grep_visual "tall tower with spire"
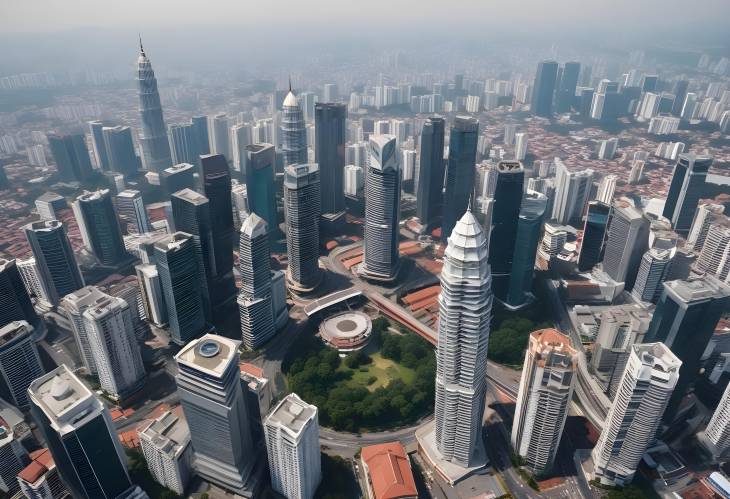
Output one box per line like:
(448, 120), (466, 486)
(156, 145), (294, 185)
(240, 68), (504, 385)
(281, 81), (308, 167)
(136, 38), (172, 173)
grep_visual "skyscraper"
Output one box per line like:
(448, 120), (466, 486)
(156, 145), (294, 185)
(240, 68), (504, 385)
(488, 161), (525, 298)
(0, 321), (44, 409)
(115, 189), (152, 234)
(175, 334), (256, 496)
(207, 113), (230, 160)
(696, 221), (730, 280)
(577, 201), (611, 272)
(59, 286), (107, 375)
(362, 135), (401, 281)
(551, 158), (593, 226)
(89, 120), (110, 170)
(231, 123), (253, 175)
(73, 189), (127, 266)
(315, 102), (347, 223)
(671, 80), (689, 116)
(631, 221), (677, 303)
(416, 117), (446, 228)
(687, 203), (725, 252)
(512, 329), (576, 475)
(556, 62), (580, 113)
(531, 61), (559, 117)
(591, 343), (680, 487)
(47, 133), (94, 182)
(168, 122), (203, 169)
(662, 153), (712, 234)
(699, 381), (730, 460)
(506, 191), (548, 308)
(265, 393), (321, 499)
(601, 198), (650, 289)
(595, 174), (618, 204)
(24, 220), (84, 306)
(644, 276), (730, 421)
(281, 85), (308, 167)
(442, 116), (478, 241)
(422, 208), (491, 475)
(160, 163), (195, 196)
(135, 264), (167, 327)
(28, 365), (147, 499)
(0, 259), (39, 329)
(138, 410), (193, 495)
(136, 40), (172, 173)
(238, 213), (276, 349)
(102, 125), (139, 177)
(284, 164), (322, 292)
(244, 144), (278, 237)
(191, 116), (210, 155)
(153, 232), (208, 345)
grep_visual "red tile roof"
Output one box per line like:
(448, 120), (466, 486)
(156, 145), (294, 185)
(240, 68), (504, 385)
(17, 448), (54, 484)
(362, 442), (418, 499)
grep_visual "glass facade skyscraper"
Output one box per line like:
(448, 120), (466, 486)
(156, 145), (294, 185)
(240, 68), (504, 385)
(506, 191), (547, 308)
(47, 133), (94, 182)
(442, 116), (478, 241)
(577, 201), (611, 272)
(315, 102), (347, 220)
(416, 117), (446, 229)
(281, 86), (307, 168)
(531, 61), (559, 117)
(136, 41), (172, 172)
(662, 153), (712, 234)
(73, 189), (127, 266)
(244, 144), (279, 238)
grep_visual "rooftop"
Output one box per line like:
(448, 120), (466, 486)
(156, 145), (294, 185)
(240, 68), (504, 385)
(17, 448), (54, 484)
(138, 410), (189, 455)
(28, 365), (94, 423)
(361, 442), (418, 499)
(0, 320), (33, 348)
(172, 188), (208, 205)
(175, 334), (240, 378)
(266, 393), (317, 437)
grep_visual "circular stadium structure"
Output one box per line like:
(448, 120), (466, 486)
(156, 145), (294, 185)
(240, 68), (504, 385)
(319, 311), (373, 352)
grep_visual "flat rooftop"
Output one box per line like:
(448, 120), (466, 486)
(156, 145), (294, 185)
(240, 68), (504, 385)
(172, 188), (208, 205)
(29, 365), (93, 422)
(175, 334), (239, 378)
(266, 393), (316, 437)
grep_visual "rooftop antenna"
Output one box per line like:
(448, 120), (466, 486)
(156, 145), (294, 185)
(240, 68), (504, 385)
(139, 33), (145, 55)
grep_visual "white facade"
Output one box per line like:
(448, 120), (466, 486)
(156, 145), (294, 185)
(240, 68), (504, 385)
(208, 113), (230, 160)
(138, 410), (193, 495)
(515, 132), (528, 161)
(344, 164), (364, 197)
(230, 123), (252, 174)
(697, 222), (730, 281)
(687, 203), (725, 252)
(551, 158), (593, 225)
(595, 174), (617, 204)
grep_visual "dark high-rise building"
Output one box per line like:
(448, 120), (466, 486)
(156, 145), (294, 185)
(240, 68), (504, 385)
(284, 164), (322, 292)
(315, 103), (347, 222)
(47, 133), (94, 182)
(24, 220), (84, 306)
(416, 117), (446, 228)
(244, 144), (278, 237)
(0, 158), (8, 189)
(442, 116), (478, 241)
(73, 189), (127, 266)
(489, 161), (525, 298)
(161, 163), (195, 196)
(579, 88), (595, 118)
(191, 116), (211, 155)
(556, 62), (580, 113)
(644, 276), (730, 421)
(506, 191), (548, 308)
(578, 201), (611, 271)
(153, 232), (208, 345)
(601, 199), (649, 290)
(0, 259), (39, 328)
(531, 61), (559, 117)
(671, 80), (689, 116)
(88, 120), (110, 170)
(102, 126), (139, 177)
(641, 75), (659, 93)
(662, 153), (712, 235)
(136, 40), (172, 173)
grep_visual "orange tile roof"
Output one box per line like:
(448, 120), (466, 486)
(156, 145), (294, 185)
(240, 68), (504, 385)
(240, 362), (265, 379)
(362, 442), (418, 499)
(18, 448), (55, 484)
(119, 430), (140, 448)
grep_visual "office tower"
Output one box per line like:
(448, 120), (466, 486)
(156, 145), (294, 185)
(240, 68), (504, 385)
(191, 116), (210, 155)
(244, 144), (278, 236)
(671, 80), (689, 116)
(299, 92), (317, 122)
(89, 120), (110, 170)
(416, 117), (446, 228)
(506, 191), (548, 307)
(514, 132), (528, 161)
(0, 416), (28, 495)
(16, 447), (69, 499)
(102, 125), (138, 177)
(688, 203), (724, 251)
(135, 264), (167, 327)
(59, 286), (106, 374)
(601, 199), (650, 289)
(442, 116), (479, 240)
(595, 174), (617, 204)
(199, 154), (237, 301)
(697, 222), (730, 280)
(315, 102), (347, 222)
(35, 192), (66, 221)
(430, 208), (491, 469)
(29, 365), (146, 499)
(138, 410), (193, 495)
(591, 343), (680, 487)
(0, 321), (43, 409)
(282, 85), (307, 168)
(73, 189), (127, 266)
(24, 220), (84, 306)
(136, 41), (172, 173)
(700, 381), (730, 460)
(47, 133), (93, 182)
(231, 123), (252, 174)
(168, 123), (202, 168)
(578, 201), (611, 272)
(238, 214), (276, 349)
(531, 61), (559, 117)
(208, 113), (230, 160)
(512, 329), (576, 475)
(154, 233), (208, 345)
(0, 259), (39, 328)
(401, 148), (416, 193)
(631, 221), (677, 303)
(628, 159), (645, 185)
(284, 164), (322, 291)
(323, 83), (338, 102)
(161, 163), (195, 195)
(556, 62), (580, 113)
(503, 124), (518, 146)
(362, 135), (401, 281)
(662, 153), (712, 234)
(650, 278), (730, 419)
(344, 164), (364, 197)
(551, 158), (593, 226)
(175, 334), (256, 496)
(265, 393), (321, 499)
(488, 161), (525, 291)
(115, 189), (151, 234)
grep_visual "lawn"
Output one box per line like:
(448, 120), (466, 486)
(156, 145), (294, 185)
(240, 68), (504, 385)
(338, 352), (417, 391)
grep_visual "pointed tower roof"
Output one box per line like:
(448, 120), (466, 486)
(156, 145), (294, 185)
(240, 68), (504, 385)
(241, 212), (268, 238)
(137, 35), (149, 63)
(443, 208), (489, 266)
(283, 90), (298, 108)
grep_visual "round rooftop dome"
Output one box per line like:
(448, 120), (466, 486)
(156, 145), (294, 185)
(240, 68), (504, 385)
(198, 340), (221, 358)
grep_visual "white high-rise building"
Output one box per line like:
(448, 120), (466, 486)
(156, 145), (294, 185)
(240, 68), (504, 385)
(174, 334), (256, 496)
(16, 257), (49, 305)
(115, 189), (152, 234)
(230, 123), (252, 174)
(512, 329), (577, 475)
(59, 285), (108, 374)
(700, 381), (730, 460)
(344, 164), (364, 197)
(515, 132), (528, 161)
(628, 159), (645, 185)
(208, 113), (230, 160)
(687, 204), (725, 252)
(264, 393), (321, 499)
(138, 410), (193, 495)
(601, 198), (650, 288)
(596, 138), (618, 160)
(0, 321), (44, 409)
(135, 264), (167, 327)
(595, 174), (617, 204)
(551, 158), (593, 226)
(0, 411), (29, 494)
(591, 343), (681, 486)
(631, 221), (677, 303)
(696, 221), (730, 281)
